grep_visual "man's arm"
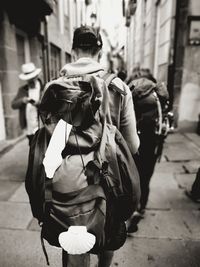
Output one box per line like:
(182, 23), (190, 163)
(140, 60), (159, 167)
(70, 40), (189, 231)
(120, 88), (140, 155)
(113, 78), (140, 155)
(11, 86), (29, 109)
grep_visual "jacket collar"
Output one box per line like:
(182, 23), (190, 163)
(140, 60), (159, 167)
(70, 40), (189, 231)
(60, 57), (104, 77)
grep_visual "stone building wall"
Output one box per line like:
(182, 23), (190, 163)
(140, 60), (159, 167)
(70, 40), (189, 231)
(0, 13), (21, 139)
(177, 0), (200, 131)
(0, 1), (81, 140)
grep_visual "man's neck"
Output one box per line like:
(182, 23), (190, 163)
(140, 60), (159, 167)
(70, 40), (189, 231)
(73, 50), (100, 62)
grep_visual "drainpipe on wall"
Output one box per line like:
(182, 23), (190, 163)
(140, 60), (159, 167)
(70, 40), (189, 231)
(167, 0), (180, 111)
(43, 16), (51, 83)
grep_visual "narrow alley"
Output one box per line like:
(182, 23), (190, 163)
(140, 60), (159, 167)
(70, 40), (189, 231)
(0, 0), (200, 266)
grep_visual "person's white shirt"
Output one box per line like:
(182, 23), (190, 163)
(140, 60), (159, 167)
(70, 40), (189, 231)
(26, 80), (40, 135)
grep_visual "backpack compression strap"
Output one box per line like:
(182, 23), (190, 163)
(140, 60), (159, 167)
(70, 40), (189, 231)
(101, 73), (127, 96)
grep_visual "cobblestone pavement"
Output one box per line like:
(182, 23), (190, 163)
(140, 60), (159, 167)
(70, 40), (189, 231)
(0, 132), (200, 267)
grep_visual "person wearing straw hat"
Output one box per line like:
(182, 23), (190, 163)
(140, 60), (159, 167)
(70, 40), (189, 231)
(12, 62), (43, 145)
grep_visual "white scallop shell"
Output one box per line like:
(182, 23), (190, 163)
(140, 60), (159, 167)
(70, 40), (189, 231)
(58, 226), (96, 254)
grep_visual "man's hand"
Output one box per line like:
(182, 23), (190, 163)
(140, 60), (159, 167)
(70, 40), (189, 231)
(22, 96), (31, 104)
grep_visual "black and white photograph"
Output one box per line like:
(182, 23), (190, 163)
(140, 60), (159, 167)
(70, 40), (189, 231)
(0, 0), (200, 266)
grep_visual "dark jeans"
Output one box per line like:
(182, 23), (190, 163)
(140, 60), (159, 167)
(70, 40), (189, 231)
(62, 250), (114, 267)
(62, 252), (90, 267)
(134, 132), (158, 210)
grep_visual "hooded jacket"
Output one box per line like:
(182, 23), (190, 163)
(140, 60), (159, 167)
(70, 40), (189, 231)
(40, 58), (139, 156)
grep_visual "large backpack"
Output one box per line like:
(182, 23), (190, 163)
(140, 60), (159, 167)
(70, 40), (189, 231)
(128, 77), (169, 161)
(128, 77), (168, 134)
(25, 74), (140, 264)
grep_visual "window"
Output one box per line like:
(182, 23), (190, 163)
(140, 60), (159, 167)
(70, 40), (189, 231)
(16, 34), (25, 73)
(188, 17), (200, 45)
(16, 31), (31, 72)
(50, 44), (61, 79)
(16, 33), (31, 86)
(64, 0), (69, 16)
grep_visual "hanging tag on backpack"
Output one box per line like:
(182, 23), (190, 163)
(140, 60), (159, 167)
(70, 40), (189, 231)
(43, 119), (72, 178)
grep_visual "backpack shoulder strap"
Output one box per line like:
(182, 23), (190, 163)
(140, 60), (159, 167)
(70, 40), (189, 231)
(101, 73), (127, 96)
(101, 73), (116, 86)
(153, 91), (163, 135)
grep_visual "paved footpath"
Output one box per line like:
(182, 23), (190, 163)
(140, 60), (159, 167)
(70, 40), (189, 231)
(0, 132), (200, 267)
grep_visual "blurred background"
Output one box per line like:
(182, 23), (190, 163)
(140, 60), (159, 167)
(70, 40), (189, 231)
(0, 1), (200, 267)
(0, 0), (200, 142)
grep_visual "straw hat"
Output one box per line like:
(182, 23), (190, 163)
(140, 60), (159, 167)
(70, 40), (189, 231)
(19, 62), (41, 81)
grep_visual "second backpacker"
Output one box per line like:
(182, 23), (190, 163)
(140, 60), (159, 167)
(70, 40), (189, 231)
(128, 76), (169, 161)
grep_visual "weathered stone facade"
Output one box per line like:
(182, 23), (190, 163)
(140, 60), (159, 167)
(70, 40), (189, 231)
(125, 0), (200, 132)
(0, 13), (21, 139)
(0, 1), (88, 140)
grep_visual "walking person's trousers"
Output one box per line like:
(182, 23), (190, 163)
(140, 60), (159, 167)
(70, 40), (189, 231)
(62, 250), (114, 267)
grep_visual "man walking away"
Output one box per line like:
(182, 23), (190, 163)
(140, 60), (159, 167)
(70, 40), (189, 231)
(126, 68), (169, 233)
(39, 26), (140, 267)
